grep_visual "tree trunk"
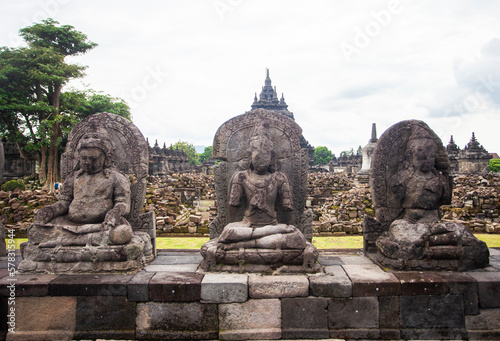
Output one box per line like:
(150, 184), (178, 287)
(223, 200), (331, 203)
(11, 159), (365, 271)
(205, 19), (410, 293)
(43, 83), (63, 190)
(39, 146), (47, 183)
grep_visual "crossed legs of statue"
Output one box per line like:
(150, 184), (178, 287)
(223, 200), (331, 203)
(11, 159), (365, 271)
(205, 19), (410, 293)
(218, 223), (306, 250)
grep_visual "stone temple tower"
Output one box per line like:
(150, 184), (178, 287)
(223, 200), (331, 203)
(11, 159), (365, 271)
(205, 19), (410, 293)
(357, 123), (378, 183)
(251, 69), (294, 120)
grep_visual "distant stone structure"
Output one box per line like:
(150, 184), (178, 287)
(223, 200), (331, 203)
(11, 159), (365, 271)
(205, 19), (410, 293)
(458, 133), (492, 173)
(363, 120), (489, 271)
(201, 109), (318, 272)
(446, 133), (492, 174)
(251, 69), (315, 166)
(1, 139), (36, 182)
(147, 140), (191, 175)
(357, 123), (378, 183)
(19, 112), (155, 273)
(329, 153), (362, 173)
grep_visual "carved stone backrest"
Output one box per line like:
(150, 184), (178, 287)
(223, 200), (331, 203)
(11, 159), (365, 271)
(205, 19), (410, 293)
(60, 112), (152, 233)
(209, 109), (311, 241)
(370, 120), (451, 231)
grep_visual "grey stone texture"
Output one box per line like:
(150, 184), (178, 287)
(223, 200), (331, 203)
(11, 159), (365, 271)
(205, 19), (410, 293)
(342, 264), (401, 296)
(127, 270), (155, 302)
(467, 271), (500, 308)
(248, 274), (309, 298)
(219, 299), (281, 340)
(136, 301), (218, 340)
(149, 271), (203, 301)
(400, 295), (465, 329)
(328, 297), (379, 329)
(365, 119), (489, 271)
(6, 296), (76, 341)
(19, 112), (155, 273)
(75, 295), (135, 340)
(201, 109), (318, 270)
(49, 274), (132, 296)
(281, 297), (329, 339)
(201, 273), (248, 303)
(309, 266), (352, 297)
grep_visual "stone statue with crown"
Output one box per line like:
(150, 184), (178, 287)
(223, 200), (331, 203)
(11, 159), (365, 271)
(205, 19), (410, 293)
(363, 120), (489, 271)
(201, 108), (319, 272)
(19, 112), (155, 273)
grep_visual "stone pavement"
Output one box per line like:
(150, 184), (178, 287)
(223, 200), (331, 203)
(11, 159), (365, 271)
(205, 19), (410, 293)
(1, 248), (500, 340)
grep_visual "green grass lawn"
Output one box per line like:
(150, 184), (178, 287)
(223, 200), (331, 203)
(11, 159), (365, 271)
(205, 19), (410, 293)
(8, 233), (500, 250)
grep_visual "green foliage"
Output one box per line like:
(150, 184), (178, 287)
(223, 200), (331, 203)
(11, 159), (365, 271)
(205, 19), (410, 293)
(490, 159), (500, 173)
(198, 146), (213, 163)
(172, 141), (200, 165)
(61, 90), (131, 121)
(340, 148), (355, 157)
(1, 180), (26, 192)
(314, 146), (333, 166)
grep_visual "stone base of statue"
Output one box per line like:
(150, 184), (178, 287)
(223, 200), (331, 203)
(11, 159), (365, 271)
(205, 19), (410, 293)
(200, 239), (320, 273)
(370, 219), (489, 271)
(18, 216), (154, 273)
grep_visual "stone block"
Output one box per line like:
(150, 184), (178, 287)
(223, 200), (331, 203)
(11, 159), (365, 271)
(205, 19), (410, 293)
(437, 271), (479, 315)
(281, 297), (329, 339)
(127, 271), (155, 302)
(75, 296), (135, 340)
(6, 296), (76, 341)
(136, 302), (218, 340)
(248, 274), (308, 298)
(150, 272), (203, 301)
(342, 264), (401, 296)
(144, 264), (199, 272)
(400, 295), (465, 329)
(49, 274), (132, 296)
(394, 272), (450, 295)
(328, 297), (379, 329)
(467, 271), (500, 308)
(219, 299), (281, 340)
(329, 329), (380, 340)
(466, 308), (500, 330)
(0, 274), (58, 297)
(148, 253), (203, 265)
(309, 266), (352, 297)
(400, 328), (467, 340)
(201, 273), (248, 303)
(317, 255), (343, 266)
(338, 255), (374, 265)
(379, 296), (400, 329)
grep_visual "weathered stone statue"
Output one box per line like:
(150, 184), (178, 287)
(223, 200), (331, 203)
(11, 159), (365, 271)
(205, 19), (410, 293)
(201, 109), (318, 272)
(19, 113), (155, 273)
(363, 120), (489, 271)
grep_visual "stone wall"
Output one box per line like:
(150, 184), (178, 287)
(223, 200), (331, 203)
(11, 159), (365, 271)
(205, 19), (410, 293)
(2, 249), (500, 340)
(2, 173), (500, 238)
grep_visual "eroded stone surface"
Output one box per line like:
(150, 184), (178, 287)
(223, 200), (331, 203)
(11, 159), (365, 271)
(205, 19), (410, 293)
(249, 274), (309, 298)
(201, 273), (248, 303)
(219, 299), (281, 340)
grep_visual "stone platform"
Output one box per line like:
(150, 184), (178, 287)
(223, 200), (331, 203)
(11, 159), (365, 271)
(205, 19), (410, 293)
(1, 248), (500, 340)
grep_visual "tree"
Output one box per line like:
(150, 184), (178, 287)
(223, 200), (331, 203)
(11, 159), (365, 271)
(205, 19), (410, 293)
(490, 159), (500, 173)
(0, 19), (98, 187)
(61, 90), (131, 121)
(314, 146), (333, 166)
(198, 146), (213, 163)
(172, 141), (200, 165)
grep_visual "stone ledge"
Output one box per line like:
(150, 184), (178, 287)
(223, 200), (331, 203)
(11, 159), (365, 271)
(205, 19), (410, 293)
(1, 249), (500, 340)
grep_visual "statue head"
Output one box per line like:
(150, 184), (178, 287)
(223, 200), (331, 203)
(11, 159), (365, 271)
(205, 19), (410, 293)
(76, 133), (114, 174)
(405, 129), (438, 173)
(248, 123), (276, 174)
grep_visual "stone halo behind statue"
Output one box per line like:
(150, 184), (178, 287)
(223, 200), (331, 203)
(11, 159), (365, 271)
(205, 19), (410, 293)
(19, 112), (155, 273)
(363, 119), (489, 271)
(201, 109), (319, 273)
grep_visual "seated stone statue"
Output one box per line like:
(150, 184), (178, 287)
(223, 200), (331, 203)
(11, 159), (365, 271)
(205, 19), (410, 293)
(19, 112), (154, 273)
(215, 125), (307, 251)
(34, 133), (134, 248)
(201, 114), (317, 271)
(365, 120), (489, 271)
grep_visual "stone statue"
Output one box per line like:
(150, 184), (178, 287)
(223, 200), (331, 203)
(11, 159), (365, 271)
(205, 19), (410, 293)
(363, 120), (489, 271)
(201, 109), (318, 272)
(19, 113), (155, 273)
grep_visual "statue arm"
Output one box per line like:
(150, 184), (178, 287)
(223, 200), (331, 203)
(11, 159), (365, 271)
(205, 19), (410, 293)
(34, 174), (74, 225)
(278, 173), (294, 211)
(105, 172), (131, 227)
(229, 172), (244, 207)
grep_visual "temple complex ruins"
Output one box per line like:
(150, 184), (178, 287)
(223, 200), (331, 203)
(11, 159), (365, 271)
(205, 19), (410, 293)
(147, 140), (191, 175)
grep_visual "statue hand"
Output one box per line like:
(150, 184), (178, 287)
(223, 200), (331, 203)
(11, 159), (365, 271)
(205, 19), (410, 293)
(34, 207), (54, 225)
(104, 208), (122, 229)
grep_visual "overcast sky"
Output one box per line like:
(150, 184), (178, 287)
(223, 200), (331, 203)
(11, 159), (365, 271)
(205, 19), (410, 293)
(2, 0), (500, 155)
